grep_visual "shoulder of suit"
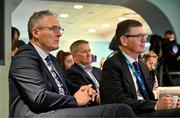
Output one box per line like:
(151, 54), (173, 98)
(14, 44), (39, 60)
(65, 64), (79, 73)
(106, 51), (124, 62)
(92, 66), (101, 70)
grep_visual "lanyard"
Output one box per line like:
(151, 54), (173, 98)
(125, 58), (148, 97)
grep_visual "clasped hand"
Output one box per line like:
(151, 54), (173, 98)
(156, 95), (180, 110)
(73, 84), (100, 106)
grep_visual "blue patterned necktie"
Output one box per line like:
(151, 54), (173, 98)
(132, 61), (148, 98)
(45, 56), (65, 95)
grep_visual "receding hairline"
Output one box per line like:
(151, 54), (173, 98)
(28, 10), (58, 39)
(143, 51), (158, 61)
(70, 40), (89, 54)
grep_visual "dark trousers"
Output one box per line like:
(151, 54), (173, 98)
(34, 103), (136, 118)
(138, 108), (180, 117)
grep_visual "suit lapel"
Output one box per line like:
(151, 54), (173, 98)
(44, 65), (60, 93)
(75, 64), (97, 87)
(139, 62), (155, 99)
(91, 68), (100, 81)
(139, 62), (150, 88)
(38, 56), (60, 93)
(28, 43), (68, 94)
(117, 51), (138, 99)
(75, 64), (92, 81)
(50, 55), (70, 94)
(28, 43), (60, 93)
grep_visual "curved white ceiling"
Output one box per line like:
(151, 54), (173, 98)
(12, 0), (151, 45)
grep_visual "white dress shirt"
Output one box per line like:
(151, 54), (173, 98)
(122, 52), (144, 100)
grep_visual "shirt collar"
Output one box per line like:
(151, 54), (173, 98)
(122, 51), (138, 64)
(78, 63), (92, 71)
(31, 43), (49, 60)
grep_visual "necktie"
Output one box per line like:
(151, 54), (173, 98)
(132, 61), (148, 98)
(45, 56), (65, 95)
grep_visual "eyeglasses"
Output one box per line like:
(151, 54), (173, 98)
(124, 34), (148, 41)
(36, 26), (64, 34)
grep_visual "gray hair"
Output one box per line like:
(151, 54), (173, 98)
(70, 40), (89, 54)
(27, 10), (57, 39)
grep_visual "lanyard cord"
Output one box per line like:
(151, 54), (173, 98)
(125, 58), (148, 97)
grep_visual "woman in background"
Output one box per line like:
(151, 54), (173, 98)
(56, 50), (74, 71)
(11, 40), (26, 58)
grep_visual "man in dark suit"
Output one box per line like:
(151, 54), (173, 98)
(65, 40), (101, 104)
(100, 19), (180, 117)
(8, 10), (136, 117)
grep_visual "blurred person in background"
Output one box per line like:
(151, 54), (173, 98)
(107, 36), (120, 58)
(149, 34), (162, 58)
(12, 26), (20, 42)
(56, 50), (74, 71)
(160, 30), (180, 86)
(11, 40), (26, 58)
(142, 51), (159, 99)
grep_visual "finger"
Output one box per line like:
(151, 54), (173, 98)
(80, 86), (86, 91)
(91, 92), (97, 102)
(177, 104), (180, 108)
(88, 88), (96, 96)
(86, 84), (93, 89)
(80, 84), (93, 91)
(166, 95), (173, 98)
(91, 94), (96, 102)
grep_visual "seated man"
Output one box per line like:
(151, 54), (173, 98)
(100, 19), (180, 117)
(9, 10), (136, 117)
(65, 40), (101, 104)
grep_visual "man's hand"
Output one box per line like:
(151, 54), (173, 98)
(84, 85), (100, 104)
(176, 97), (180, 108)
(95, 92), (101, 104)
(156, 95), (174, 110)
(73, 84), (93, 106)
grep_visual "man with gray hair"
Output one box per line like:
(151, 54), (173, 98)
(66, 40), (101, 105)
(9, 10), (136, 117)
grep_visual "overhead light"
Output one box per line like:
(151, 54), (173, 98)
(118, 17), (126, 22)
(59, 14), (69, 18)
(102, 23), (110, 28)
(73, 5), (84, 9)
(88, 28), (96, 33)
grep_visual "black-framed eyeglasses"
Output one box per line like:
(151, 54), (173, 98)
(36, 26), (64, 34)
(124, 34), (148, 41)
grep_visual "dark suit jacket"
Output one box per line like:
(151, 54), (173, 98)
(100, 50), (156, 114)
(9, 43), (77, 117)
(65, 63), (101, 95)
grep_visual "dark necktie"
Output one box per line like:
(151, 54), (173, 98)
(45, 56), (65, 95)
(132, 61), (148, 98)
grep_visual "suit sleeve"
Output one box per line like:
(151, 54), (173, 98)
(100, 58), (156, 114)
(9, 52), (77, 113)
(65, 69), (85, 95)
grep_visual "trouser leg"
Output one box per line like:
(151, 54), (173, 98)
(36, 103), (136, 118)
